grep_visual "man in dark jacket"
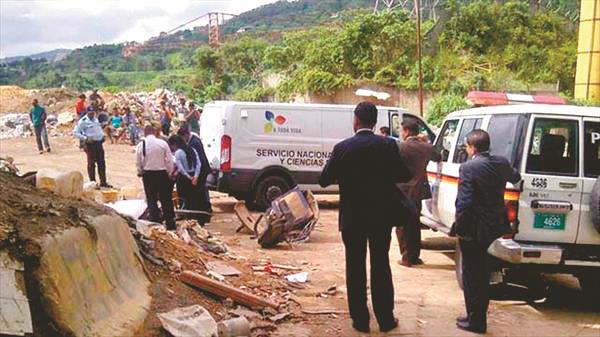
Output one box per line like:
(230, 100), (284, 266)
(454, 129), (521, 334)
(319, 102), (412, 333)
(396, 118), (441, 266)
(178, 123), (212, 223)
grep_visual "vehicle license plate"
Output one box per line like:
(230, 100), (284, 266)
(533, 213), (565, 230)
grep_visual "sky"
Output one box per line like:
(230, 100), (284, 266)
(0, 0), (279, 58)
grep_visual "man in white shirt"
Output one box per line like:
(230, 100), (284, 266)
(136, 124), (177, 230)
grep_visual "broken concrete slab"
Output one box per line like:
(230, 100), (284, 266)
(0, 252), (33, 336)
(206, 261), (241, 277)
(36, 169), (83, 198)
(35, 214), (151, 336)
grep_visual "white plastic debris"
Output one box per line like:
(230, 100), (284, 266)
(285, 272), (309, 283)
(105, 199), (147, 219)
(157, 305), (218, 337)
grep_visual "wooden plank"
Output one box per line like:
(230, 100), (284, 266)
(180, 270), (279, 309)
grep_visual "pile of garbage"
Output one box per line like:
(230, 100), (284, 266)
(0, 86), (79, 114)
(130, 217), (312, 336)
(0, 87), (187, 139)
(0, 111), (75, 139)
(105, 88), (181, 117)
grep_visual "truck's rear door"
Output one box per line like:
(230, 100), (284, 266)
(516, 115), (582, 244)
(576, 117), (600, 245)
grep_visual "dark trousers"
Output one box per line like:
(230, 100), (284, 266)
(84, 141), (106, 184)
(161, 120), (171, 136)
(176, 175), (213, 224)
(342, 228), (395, 327)
(142, 170), (176, 230)
(459, 239), (489, 325)
(396, 201), (422, 263)
(34, 124), (50, 151)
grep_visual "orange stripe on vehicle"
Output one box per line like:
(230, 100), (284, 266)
(441, 176), (459, 184)
(504, 190), (520, 201)
(426, 172), (459, 184)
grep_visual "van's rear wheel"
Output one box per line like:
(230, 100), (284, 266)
(253, 175), (291, 211)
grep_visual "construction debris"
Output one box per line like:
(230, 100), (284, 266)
(0, 252), (33, 336)
(234, 201), (261, 234)
(180, 270), (280, 310)
(0, 86), (188, 139)
(301, 309), (348, 315)
(255, 188), (320, 248)
(35, 169), (83, 198)
(317, 285), (338, 298)
(157, 305), (218, 337)
(0, 157), (18, 174)
(217, 316), (250, 337)
(207, 261), (242, 277)
(285, 272), (309, 283)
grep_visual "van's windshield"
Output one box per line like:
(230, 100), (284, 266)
(487, 114), (529, 168)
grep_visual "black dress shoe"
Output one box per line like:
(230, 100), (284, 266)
(456, 320), (486, 334)
(411, 258), (424, 265)
(456, 315), (469, 323)
(380, 318), (398, 332)
(351, 321), (370, 333)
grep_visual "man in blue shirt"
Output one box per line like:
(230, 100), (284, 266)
(30, 99), (51, 154)
(74, 106), (112, 188)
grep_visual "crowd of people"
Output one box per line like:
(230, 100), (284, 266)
(29, 90), (210, 222)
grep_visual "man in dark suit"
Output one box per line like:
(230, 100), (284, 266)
(178, 123), (213, 224)
(454, 129), (521, 334)
(396, 118), (441, 267)
(319, 102), (412, 333)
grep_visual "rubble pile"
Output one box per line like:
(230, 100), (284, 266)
(0, 86), (185, 139)
(105, 88), (181, 117)
(133, 219), (314, 336)
(0, 85), (78, 115)
(0, 111), (75, 139)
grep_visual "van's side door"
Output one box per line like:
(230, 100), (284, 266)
(517, 115), (582, 244)
(576, 117), (600, 244)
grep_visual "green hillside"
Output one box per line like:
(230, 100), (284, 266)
(0, 0), (583, 109)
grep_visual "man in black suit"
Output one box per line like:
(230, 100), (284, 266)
(454, 129), (521, 334)
(319, 102), (412, 333)
(178, 123), (213, 224)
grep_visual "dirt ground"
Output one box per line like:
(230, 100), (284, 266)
(1, 135), (599, 336)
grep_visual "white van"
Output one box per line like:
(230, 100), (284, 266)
(200, 101), (435, 210)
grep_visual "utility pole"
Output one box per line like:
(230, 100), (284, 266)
(415, 0), (424, 116)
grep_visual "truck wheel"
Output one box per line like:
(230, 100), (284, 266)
(591, 178), (600, 233)
(253, 175), (291, 211)
(577, 272), (600, 305)
(455, 240), (464, 290)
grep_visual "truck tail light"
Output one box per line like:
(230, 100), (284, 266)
(503, 196), (520, 239)
(220, 135), (231, 172)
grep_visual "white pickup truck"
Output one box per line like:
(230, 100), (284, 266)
(420, 104), (600, 300)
